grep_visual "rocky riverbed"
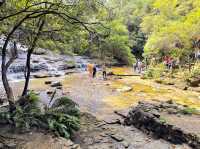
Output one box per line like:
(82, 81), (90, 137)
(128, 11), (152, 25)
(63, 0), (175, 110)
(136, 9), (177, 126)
(0, 50), (90, 82)
(0, 71), (198, 148)
(0, 37), (200, 148)
(0, 35), (93, 84)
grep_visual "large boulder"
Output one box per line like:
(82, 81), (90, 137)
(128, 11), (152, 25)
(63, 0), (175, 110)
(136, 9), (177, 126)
(124, 102), (200, 148)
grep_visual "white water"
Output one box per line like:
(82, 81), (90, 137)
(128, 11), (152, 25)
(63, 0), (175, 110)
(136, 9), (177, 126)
(0, 35), (91, 83)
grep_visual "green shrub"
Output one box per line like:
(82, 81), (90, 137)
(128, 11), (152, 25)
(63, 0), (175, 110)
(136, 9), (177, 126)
(0, 94), (80, 139)
(183, 63), (200, 82)
(190, 63), (200, 78)
(27, 91), (39, 103)
(143, 63), (166, 79)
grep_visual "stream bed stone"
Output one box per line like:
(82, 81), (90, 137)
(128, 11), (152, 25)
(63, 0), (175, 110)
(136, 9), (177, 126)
(124, 101), (200, 149)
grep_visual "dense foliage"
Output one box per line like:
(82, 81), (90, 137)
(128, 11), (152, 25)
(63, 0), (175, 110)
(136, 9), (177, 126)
(0, 0), (135, 64)
(141, 0), (200, 60)
(0, 92), (80, 138)
(1, 0), (200, 64)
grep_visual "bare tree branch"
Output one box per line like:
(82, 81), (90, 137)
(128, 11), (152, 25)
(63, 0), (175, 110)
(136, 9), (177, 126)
(0, 1), (77, 22)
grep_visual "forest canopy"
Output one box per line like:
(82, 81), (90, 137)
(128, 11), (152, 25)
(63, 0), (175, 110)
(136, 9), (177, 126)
(1, 0), (200, 64)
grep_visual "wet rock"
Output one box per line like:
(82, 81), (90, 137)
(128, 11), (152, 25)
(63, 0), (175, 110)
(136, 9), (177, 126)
(167, 108), (178, 114)
(0, 98), (5, 105)
(159, 102), (179, 110)
(116, 86), (133, 92)
(83, 137), (94, 145)
(150, 109), (160, 118)
(175, 84), (189, 90)
(32, 60), (39, 63)
(31, 63), (48, 72)
(189, 87), (200, 93)
(9, 64), (25, 73)
(54, 73), (62, 77)
(105, 83), (111, 86)
(110, 134), (124, 142)
(58, 63), (75, 71)
(104, 119), (121, 125)
(122, 141), (130, 148)
(166, 100), (174, 104)
(56, 86), (62, 90)
(46, 90), (53, 95)
(0, 143), (4, 148)
(166, 82), (175, 85)
(187, 78), (200, 87)
(96, 122), (106, 128)
(107, 71), (114, 76)
(33, 73), (50, 78)
(124, 102), (200, 148)
(71, 144), (81, 149)
(51, 81), (62, 87)
(114, 144), (126, 149)
(45, 81), (52, 85)
(183, 86), (188, 90)
(7, 142), (17, 149)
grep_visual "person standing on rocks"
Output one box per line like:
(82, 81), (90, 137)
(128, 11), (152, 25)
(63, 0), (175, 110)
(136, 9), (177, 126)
(137, 60), (143, 73)
(93, 64), (97, 78)
(102, 64), (107, 80)
(87, 63), (93, 77)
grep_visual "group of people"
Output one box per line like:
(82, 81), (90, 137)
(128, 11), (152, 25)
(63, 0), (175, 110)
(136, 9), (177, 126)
(163, 56), (175, 69)
(87, 63), (107, 80)
(133, 59), (144, 73)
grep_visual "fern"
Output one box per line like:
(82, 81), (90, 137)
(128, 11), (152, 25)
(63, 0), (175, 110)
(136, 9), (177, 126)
(0, 94), (80, 139)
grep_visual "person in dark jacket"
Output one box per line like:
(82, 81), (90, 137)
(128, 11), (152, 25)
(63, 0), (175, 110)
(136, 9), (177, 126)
(93, 65), (97, 78)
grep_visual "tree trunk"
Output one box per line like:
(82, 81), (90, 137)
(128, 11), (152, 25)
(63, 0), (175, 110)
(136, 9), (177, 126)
(1, 33), (16, 112)
(22, 17), (45, 96)
(1, 65), (15, 111)
(1, 14), (32, 111)
(22, 51), (31, 96)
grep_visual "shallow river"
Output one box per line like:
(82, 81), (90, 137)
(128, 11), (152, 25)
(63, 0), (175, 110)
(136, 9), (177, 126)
(1, 67), (199, 119)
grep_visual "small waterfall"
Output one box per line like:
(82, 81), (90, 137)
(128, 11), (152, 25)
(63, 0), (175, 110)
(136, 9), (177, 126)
(0, 35), (94, 83)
